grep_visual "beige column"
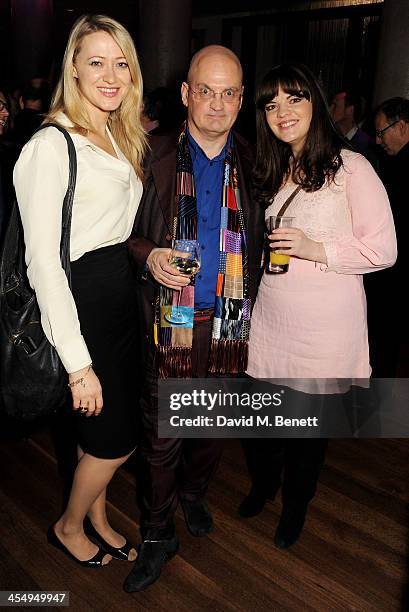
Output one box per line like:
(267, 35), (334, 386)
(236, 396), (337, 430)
(373, 0), (409, 105)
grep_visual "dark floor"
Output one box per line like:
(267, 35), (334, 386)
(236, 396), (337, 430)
(0, 425), (408, 612)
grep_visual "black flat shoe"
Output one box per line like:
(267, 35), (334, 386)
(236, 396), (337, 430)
(47, 525), (110, 567)
(123, 535), (179, 593)
(238, 486), (276, 518)
(274, 503), (308, 549)
(180, 498), (213, 537)
(84, 517), (136, 561)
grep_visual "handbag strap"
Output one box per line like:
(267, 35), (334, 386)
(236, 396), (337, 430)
(276, 184), (302, 218)
(34, 123), (77, 287)
(0, 123), (77, 294)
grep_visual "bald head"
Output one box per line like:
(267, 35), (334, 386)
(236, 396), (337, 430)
(181, 44), (243, 150)
(187, 45), (243, 84)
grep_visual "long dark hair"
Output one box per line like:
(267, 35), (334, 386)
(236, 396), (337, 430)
(254, 63), (351, 205)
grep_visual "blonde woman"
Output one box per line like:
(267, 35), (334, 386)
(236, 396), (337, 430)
(14, 14), (146, 567)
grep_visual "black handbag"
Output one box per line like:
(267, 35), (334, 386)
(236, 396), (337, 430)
(0, 123), (77, 421)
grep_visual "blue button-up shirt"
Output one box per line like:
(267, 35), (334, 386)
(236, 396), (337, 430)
(188, 130), (232, 308)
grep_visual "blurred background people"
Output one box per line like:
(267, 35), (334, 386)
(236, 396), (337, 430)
(0, 90), (10, 138)
(375, 97), (409, 166)
(0, 89), (10, 237)
(330, 90), (378, 169)
(375, 97), (409, 267)
(141, 86), (185, 135)
(0, 88), (16, 243)
(365, 97), (409, 376)
(12, 80), (51, 148)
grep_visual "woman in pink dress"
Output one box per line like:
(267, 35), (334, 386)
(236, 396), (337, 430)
(240, 63), (397, 548)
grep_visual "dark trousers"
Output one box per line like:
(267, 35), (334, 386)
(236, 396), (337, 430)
(241, 437), (328, 506)
(241, 383), (330, 507)
(140, 320), (223, 537)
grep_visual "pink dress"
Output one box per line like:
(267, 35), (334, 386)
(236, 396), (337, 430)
(247, 151), (397, 393)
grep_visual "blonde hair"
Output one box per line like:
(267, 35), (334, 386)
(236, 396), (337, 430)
(45, 14), (146, 179)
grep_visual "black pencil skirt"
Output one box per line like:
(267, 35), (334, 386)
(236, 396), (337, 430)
(69, 242), (139, 459)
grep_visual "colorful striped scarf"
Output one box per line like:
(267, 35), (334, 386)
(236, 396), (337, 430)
(155, 126), (250, 377)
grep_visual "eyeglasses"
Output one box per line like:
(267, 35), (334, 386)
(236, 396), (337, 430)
(376, 120), (398, 139)
(187, 84), (242, 104)
(0, 100), (9, 113)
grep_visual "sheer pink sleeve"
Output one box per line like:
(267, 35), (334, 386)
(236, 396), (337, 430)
(322, 154), (397, 274)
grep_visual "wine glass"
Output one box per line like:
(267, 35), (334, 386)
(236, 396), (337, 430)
(164, 239), (201, 325)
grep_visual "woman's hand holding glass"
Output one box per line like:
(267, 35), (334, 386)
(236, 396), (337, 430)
(269, 227), (328, 265)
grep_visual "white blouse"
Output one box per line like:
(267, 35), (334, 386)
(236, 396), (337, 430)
(13, 113), (143, 373)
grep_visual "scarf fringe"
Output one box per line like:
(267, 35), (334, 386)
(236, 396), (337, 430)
(208, 339), (248, 375)
(157, 345), (192, 379)
(157, 340), (248, 377)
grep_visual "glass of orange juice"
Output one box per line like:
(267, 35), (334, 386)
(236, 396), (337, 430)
(266, 215), (294, 274)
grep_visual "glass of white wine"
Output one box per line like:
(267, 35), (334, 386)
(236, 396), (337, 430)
(164, 239), (201, 325)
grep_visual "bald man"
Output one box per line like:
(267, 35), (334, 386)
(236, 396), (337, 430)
(126, 46), (264, 592)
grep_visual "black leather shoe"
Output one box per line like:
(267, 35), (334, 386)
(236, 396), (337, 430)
(274, 503), (308, 549)
(47, 525), (110, 567)
(84, 517), (136, 561)
(123, 535), (179, 593)
(238, 486), (276, 518)
(180, 498), (213, 537)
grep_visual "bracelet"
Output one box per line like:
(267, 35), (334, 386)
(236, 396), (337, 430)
(67, 364), (93, 388)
